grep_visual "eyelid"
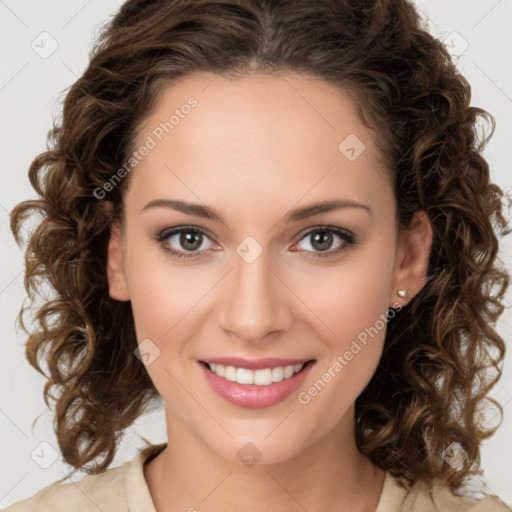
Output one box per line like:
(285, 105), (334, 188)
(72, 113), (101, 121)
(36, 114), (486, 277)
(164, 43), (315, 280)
(295, 224), (354, 241)
(157, 225), (219, 250)
(291, 225), (356, 257)
(156, 224), (356, 259)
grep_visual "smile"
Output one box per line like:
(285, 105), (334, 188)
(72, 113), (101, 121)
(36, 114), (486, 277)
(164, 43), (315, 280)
(199, 358), (315, 408)
(207, 362), (304, 385)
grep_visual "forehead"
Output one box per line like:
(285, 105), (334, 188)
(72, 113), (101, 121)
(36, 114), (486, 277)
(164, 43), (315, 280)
(126, 71), (392, 216)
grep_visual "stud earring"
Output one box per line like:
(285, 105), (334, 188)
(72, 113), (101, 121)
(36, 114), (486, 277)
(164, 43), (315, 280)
(397, 288), (408, 298)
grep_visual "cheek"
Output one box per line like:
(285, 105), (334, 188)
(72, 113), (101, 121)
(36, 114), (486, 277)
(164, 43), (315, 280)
(297, 243), (395, 344)
(124, 246), (213, 400)
(295, 241), (395, 399)
(125, 242), (215, 340)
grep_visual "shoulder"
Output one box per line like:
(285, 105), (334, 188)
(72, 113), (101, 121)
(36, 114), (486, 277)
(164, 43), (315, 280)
(2, 443), (166, 512)
(430, 483), (511, 512)
(2, 462), (127, 512)
(403, 477), (510, 511)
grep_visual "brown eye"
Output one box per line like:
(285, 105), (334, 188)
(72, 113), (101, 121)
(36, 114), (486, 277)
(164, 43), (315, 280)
(292, 226), (356, 258)
(157, 226), (217, 260)
(178, 230), (204, 251)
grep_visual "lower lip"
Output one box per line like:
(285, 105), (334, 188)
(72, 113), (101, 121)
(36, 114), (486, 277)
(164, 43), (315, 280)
(199, 361), (315, 408)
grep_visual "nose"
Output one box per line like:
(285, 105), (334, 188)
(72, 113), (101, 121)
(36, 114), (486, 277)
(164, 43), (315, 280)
(218, 249), (294, 344)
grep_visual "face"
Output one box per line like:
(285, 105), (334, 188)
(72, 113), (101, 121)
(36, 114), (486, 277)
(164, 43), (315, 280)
(107, 71), (431, 465)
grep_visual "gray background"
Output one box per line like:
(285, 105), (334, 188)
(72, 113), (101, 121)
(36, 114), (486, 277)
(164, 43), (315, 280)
(1, 0), (511, 508)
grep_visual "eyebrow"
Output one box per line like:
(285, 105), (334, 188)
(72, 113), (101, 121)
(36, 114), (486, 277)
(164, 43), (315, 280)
(141, 198), (372, 223)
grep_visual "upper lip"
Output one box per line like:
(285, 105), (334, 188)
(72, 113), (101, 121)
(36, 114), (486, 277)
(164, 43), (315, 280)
(200, 357), (314, 370)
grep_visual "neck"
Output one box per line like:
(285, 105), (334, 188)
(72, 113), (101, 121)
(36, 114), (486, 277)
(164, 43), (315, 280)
(144, 406), (385, 512)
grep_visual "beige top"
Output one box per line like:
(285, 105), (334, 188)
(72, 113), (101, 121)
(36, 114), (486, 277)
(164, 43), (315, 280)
(3, 443), (510, 511)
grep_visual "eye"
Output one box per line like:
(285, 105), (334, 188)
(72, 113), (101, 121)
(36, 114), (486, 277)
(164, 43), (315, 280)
(156, 225), (356, 261)
(156, 226), (218, 260)
(291, 226), (356, 258)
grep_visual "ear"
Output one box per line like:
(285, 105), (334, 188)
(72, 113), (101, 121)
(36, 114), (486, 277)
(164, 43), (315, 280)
(389, 210), (433, 307)
(106, 220), (130, 301)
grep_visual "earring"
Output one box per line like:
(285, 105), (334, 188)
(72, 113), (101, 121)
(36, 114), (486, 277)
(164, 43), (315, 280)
(397, 288), (408, 298)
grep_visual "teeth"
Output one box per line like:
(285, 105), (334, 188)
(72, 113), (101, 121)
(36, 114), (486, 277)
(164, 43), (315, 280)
(208, 363), (305, 385)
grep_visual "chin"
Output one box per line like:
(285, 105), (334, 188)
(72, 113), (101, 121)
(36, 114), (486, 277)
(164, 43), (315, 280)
(206, 431), (311, 468)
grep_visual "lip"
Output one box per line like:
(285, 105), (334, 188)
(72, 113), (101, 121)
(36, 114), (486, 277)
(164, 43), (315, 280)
(200, 356), (311, 370)
(199, 359), (315, 408)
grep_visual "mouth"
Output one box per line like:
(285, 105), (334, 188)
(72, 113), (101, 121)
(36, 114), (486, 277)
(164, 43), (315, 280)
(199, 359), (315, 386)
(198, 358), (316, 408)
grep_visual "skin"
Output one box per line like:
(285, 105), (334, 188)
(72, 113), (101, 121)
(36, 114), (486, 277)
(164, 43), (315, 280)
(107, 71), (433, 512)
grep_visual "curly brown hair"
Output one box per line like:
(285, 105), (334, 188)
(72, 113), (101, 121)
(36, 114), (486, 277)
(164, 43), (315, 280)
(10, 0), (510, 493)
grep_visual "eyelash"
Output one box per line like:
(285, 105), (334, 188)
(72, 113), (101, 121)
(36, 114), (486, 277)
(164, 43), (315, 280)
(155, 225), (356, 261)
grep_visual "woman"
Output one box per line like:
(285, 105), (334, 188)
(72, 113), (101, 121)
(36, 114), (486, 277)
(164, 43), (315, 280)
(6, 0), (511, 510)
